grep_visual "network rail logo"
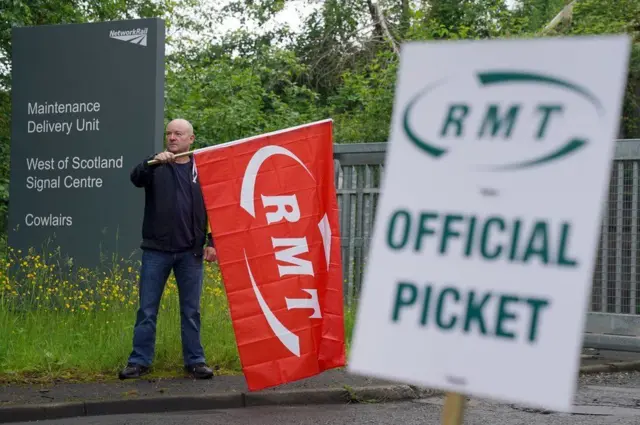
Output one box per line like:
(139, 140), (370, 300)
(109, 28), (148, 47)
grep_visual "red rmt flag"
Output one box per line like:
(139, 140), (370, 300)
(193, 119), (346, 391)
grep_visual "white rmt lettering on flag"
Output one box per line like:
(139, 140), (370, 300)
(192, 119), (346, 391)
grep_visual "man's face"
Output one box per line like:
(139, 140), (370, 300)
(165, 120), (194, 154)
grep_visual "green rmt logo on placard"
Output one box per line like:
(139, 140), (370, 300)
(402, 71), (605, 171)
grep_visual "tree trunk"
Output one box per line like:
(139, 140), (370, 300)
(366, 0), (385, 41)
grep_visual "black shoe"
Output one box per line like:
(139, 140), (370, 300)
(185, 362), (214, 379)
(118, 363), (150, 380)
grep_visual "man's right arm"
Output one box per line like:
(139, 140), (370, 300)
(130, 154), (157, 188)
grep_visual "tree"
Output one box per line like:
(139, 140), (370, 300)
(0, 0), (639, 231)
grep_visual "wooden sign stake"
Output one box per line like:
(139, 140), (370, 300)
(441, 392), (466, 425)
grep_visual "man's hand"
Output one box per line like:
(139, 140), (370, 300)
(204, 246), (217, 262)
(153, 151), (175, 164)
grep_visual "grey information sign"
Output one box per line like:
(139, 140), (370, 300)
(8, 18), (165, 269)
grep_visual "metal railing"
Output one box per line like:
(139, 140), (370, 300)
(334, 139), (640, 352)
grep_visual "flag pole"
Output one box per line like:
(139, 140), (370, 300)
(147, 150), (194, 166)
(146, 118), (335, 166)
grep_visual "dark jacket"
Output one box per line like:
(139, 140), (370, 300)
(130, 153), (213, 254)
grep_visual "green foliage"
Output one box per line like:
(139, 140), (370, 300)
(165, 46), (324, 146)
(0, 239), (357, 382)
(0, 0), (639, 226)
(510, 0), (566, 34)
(328, 49), (398, 143)
(545, 0), (640, 137)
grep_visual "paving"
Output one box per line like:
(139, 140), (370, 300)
(0, 368), (418, 407)
(9, 372), (640, 425)
(1, 349), (639, 424)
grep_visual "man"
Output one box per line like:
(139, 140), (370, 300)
(119, 118), (217, 380)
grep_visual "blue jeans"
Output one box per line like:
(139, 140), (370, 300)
(127, 249), (206, 368)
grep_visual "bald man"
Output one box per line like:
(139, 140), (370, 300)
(120, 118), (216, 380)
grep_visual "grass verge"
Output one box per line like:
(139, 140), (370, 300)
(0, 244), (357, 384)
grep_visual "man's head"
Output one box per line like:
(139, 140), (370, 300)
(165, 118), (195, 154)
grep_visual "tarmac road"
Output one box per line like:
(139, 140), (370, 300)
(13, 372), (640, 425)
(10, 399), (640, 425)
